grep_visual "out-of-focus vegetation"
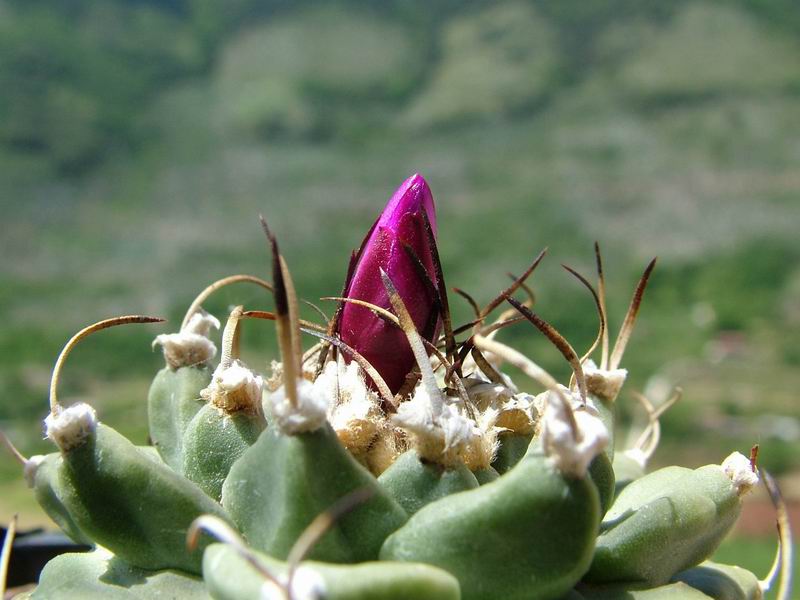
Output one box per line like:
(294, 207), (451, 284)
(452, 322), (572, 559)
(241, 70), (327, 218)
(0, 1), (798, 575)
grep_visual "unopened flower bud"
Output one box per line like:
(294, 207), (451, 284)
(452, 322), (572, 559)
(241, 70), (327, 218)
(337, 174), (440, 394)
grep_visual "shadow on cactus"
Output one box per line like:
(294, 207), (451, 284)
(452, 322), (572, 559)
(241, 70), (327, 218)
(1, 174), (793, 599)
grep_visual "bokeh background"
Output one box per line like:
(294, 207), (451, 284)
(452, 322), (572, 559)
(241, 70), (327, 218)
(1, 0), (799, 589)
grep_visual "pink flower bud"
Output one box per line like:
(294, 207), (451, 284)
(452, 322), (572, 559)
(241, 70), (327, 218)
(337, 174), (440, 394)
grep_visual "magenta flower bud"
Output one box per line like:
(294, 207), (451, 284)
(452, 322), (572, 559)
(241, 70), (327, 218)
(337, 174), (440, 395)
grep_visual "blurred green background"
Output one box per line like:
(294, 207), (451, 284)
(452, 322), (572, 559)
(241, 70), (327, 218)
(1, 0), (798, 590)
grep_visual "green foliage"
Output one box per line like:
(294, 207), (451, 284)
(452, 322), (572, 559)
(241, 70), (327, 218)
(0, 1), (202, 173)
(614, 2), (800, 101)
(3, 0), (800, 168)
(402, 2), (560, 129)
(650, 238), (800, 332)
(215, 4), (426, 141)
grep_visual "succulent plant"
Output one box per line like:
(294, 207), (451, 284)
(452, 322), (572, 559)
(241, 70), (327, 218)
(1, 175), (793, 599)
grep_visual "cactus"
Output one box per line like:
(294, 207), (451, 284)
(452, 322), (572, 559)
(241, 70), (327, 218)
(3, 174), (793, 600)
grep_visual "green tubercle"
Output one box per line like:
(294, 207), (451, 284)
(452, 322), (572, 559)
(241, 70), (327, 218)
(378, 450), (479, 515)
(31, 549), (208, 599)
(202, 542), (461, 600)
(222, 420), (407, 563)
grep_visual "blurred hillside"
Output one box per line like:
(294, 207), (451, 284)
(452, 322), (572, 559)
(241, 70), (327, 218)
(1, 0), (799, 543)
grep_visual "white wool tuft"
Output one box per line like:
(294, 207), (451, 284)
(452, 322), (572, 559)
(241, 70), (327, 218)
(153, 310), (219, 369)
(202, 359), (264, 413)
(45, 403), (98, 451)
(392, 385), (479, 465)
(259, 565), (326, 600)
(216, 361), (261, 392)
(270, 378), (329, 435)
(184, 310), (221, 337)
(541, 388), (608, 478)
(722, 452), (759, 496)
(393, 385), (437, 437)
(322, 362), (379, 419)
(23, 454), (46, 488)
(462, 407), (502, 471)
(440, 404), (478, 452)
(495, 391), (539, 435)
(321, 361), (382, 453)
(583, 359), (628, 402)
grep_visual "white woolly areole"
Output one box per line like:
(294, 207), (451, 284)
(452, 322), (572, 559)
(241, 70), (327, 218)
(462, 407), (502, 471)
(259, 565), (326, 600)
(184, 310), (221, 337)
(440, 403), (479, 454)
(320, 361), (379, 422)
(392, 385), (479, 466)
(496, 392), (539, 435)
(319, 361), (382, 454)
(202, 359), (264, 413)
(541, 388), (608, 478)
(215, 361), (261, 392)
(23, 454), (46, 488)
(722, 451), (759, 496)
(153, 311), (220, 369)
(44, 403), (98, 452)
(583, 359), (628, 402)
(270, 378), (329, 435)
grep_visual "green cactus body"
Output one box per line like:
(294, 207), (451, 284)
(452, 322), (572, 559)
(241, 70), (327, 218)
(671, 561), (761, 600)
(27, 453), (90, 545)
(577, 582), (713, 599)
(30, 549), (208, 599)
(182, 403), (265, 501)
(585, 464), (745, 586)
(57, 421), (229, 574)
(377, 450), (479, 515)
(380, 449), (601, 600)
(491, 431), (533, 474)
(473, 466), (500, 484)
(525, 434), (614, 516)
(147, 364), (212, 470)
(589, 452), (616, 517)
(222, 422), (408, 563)
(136, 444), (164, 461)
(202, 543), (461, 600)
(179, 307), (268, 500)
